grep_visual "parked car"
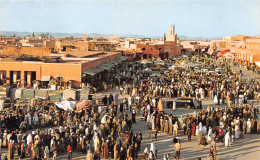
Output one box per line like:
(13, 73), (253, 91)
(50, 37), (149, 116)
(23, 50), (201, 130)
(172, 97), (197, 110)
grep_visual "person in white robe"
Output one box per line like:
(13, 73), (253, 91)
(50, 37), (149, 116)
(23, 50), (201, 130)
(168, 117), (172, 124)
(150, 143), (156, 157)
(101, 115), (107, 124)
(59, 126), (64, 133)
(179, 116), (183, 130)
(28, 114), (32, 126)
(93, 135), (99, 152)
(195, 126), (199, 136)
(214, 95), (218, 104)
(33, 114), (38, 126)
(152, 99), (156, 107)
(132, 88), (136, 97)
(181, 89), (185, 97)
(202, 126), (207, 135)
(199, 122), (203, 132)
(85, 127), (89, 136)
(224, 131), (230, 148)
(50, 137), (55, 153)
(27, 134), (33, 145)
(247, 119), (251, 134)
(147, 114), (151, 126)
(208, 127), (213, 141)
(2, 131), (7, 147)
(235, 125), (240, 139)
(93, 123), (98, 131)
(147, 104), (150, 114)
(151, 116), (155, 131)
(174, 122), (178, 136)
(128, 96), (132, 108)
(223, 114), (227, 122)
(44, 146), (50, 158)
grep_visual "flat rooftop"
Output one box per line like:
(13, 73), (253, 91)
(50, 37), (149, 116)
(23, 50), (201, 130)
(0, 51), (121, 64)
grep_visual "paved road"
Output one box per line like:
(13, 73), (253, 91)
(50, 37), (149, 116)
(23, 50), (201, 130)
(231, 65), (260, 79)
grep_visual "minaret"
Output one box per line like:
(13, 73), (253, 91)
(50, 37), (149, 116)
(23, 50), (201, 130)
(83, 33), (88, 41)
(169, 25), (175, 35)
(166, 25), (176, 42)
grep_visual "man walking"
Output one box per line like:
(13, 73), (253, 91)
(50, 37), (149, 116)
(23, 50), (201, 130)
(174, 140), (181, 160)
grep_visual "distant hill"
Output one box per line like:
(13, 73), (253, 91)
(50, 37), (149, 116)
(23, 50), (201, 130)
(0, 31), (213, 40)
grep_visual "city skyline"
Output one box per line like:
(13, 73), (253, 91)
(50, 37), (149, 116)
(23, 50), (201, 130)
(0, 0), (259, 38)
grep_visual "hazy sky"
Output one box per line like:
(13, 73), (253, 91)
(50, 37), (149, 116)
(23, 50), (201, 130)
(0, 0), (259, 38)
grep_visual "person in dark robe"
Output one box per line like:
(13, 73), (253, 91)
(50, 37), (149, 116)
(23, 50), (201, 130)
(16, 143), (21, 157)
(136, 130), (142, 151)
(187, 128), (192, 142)
(109, 94), (114, 105)
(94, 147), (101, 160)
(192, 122), (196, 136)
(132, 111), (136, 124)
(102, 95), (108, 106)
(36, 144), (40, 160)
(120, 102), (124, 113)
(103, 140), (109, 159)
(40, 146), (45, 160)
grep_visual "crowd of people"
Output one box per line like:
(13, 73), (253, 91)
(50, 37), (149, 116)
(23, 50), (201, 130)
(117, 55), (260, 159)
(0, 93), (145, 160)
(0, 54), (259, 160)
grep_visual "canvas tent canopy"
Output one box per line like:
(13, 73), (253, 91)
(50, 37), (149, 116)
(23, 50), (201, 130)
(55, 101), (76, 111)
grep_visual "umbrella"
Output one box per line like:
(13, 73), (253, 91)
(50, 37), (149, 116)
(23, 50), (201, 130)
(76, 100), (94, 110)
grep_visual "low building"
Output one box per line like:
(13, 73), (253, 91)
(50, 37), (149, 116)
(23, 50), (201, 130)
(0, 52), (123, 88)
